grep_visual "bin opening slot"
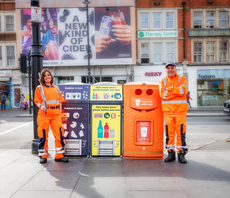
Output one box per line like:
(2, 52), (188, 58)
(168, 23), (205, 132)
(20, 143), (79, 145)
(97, 140), (115, 156)
(64, 139), (82, 156)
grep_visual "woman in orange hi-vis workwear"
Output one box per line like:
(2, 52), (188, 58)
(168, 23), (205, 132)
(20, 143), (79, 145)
(34, 69), (69, 164)
(160, 62), (188, 164)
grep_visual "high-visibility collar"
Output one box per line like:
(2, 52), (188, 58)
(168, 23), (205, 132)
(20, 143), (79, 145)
(44, 84), (54, 88)
(168, 74), (177, 79)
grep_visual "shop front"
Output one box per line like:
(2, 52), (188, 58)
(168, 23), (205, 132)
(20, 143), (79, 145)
(0, 70), (12, 109)
(187, 66), (230, 107)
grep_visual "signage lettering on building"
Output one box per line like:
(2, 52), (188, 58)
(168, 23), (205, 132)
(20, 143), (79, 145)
(198, 74), (215, 79)
(144, 72), (162, 77)
(189, 30), (230, 37)
(138, 31), (178, 38)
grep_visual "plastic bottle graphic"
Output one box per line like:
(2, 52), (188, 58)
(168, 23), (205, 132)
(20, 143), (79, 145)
(92, 93), (95, 99)
(104, 123), (109, 138)
(95, 93), (98, 99)
(97, 120), (103, 138)
(110, 129), (115, 138)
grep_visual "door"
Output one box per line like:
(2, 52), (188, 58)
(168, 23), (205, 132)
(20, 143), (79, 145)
(13, 87), (21, 107)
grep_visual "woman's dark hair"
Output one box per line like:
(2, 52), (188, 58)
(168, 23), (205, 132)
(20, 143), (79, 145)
(22, 14), (31, 27)
(39, 69), (53, 85)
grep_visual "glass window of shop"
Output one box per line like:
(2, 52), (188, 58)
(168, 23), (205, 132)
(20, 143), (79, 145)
(0, 80), (10, 108)
(194, 12), (202, 28)
(141, 43), (149, 63)
(140, 13), (149, 30)
(153, 13), (161, 29)
(55, 76), (74, 84)
(153, 43), (162, 63)
(219, 12), (227, 28)
(207, 42), (215, 63)
(82, 76), (112, 84)
(0, 46), (2, 67)
(166, 42), (175, 62)
(197, 69), (230, 106)
(6, 46), (15, 66)
(194, 42), (202, 62)
(206, 12), (215, 28)
(220, 42), (228, 62)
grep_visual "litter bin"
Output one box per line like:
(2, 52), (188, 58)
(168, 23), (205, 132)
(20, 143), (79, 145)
(90, 82), (123, 157)
(59, 83), (90, 157)
(123, 82), (163, 159)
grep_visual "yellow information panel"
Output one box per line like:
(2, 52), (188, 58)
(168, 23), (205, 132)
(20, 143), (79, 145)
(90, 85), (122, 101)
(91, 105), (121, 156)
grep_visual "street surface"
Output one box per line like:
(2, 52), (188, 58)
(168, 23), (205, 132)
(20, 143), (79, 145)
(0, 109), (229, 151)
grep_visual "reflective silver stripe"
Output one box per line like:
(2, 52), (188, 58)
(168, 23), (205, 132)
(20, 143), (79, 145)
(178, 75), (182, 84)
(166, 145), (175, 148)
(162, 100), (187, 104)
(56, 150), (65, 154)
(46, 100), (60, 105)
(179, 87), (184, 95)
(163, 90), (168, 99)
(176, 146), (187, 149)
(38, 85), (46, 102)
(38, 149), (45, 152)
(38, 152), (47, 156)
(55, 85), (60, 99)
(163, 77), (167, 87)
(55, 147), (63, 151)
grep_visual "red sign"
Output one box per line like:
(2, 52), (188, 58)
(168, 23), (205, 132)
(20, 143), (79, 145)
(144, 72), (162, 77)
(136, 121), (151, 143)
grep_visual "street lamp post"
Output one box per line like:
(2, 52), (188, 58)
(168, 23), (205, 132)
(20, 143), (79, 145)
(31, 0), (43, 154)
(83, 0), (91, 84)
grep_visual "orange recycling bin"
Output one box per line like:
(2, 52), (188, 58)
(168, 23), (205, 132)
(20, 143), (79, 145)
(123, 82), (164, 159)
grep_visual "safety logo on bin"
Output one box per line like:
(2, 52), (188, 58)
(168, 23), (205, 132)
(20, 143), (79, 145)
(104, 113), (110, 119)
(114, 93), (121, 99)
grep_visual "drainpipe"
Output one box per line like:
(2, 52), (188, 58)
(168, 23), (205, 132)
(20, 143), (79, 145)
(182, 2), (186, 60)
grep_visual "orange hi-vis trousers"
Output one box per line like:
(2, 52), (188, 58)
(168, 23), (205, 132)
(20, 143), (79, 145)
(37, 112), (65, 159)
(164, 114), (188, 154)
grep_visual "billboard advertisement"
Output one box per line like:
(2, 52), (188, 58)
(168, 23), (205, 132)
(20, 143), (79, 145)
(20, 7), (133, 66)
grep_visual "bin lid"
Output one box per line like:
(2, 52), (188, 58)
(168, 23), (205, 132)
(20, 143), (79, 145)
(59, 82), (87, 85)
(93, 82), (119, 86)
(125, 81), (159, 85)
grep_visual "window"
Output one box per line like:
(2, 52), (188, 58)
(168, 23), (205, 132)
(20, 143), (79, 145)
(0, 46), (2, 67)
(219, 12), (227, 28)
(56, 77), (74, 84)
(81, 76), (112, 84)
(6, 16), (14, 31)
(194, 12), (202, 28)
(6, 46), (15, 66)
(141, 43), (149, 63)
(207, 42), (215, 62)
(140, 13), (149, 29)
(166, 13), (174, 29)
(220, 42), (228, 62)
(153, 13), (161, 29)
(194, 42), (202, 62)
(206, 12), (215, 28)
(166, 43), (175, 62)
(153, 43), (162, 63)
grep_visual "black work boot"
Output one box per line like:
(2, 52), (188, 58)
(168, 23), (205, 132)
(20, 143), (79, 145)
(178, 151), (187, 164)
(39, 158), (47, 164)
(164, 150), (176, 162)
(55, 157), (69, 163)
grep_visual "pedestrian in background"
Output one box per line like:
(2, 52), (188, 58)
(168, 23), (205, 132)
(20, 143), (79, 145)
(186, 91), (192, 108)
(34, 69), (68, 164)
(1, 92), (7, 111)
(160, 62), (188, 164)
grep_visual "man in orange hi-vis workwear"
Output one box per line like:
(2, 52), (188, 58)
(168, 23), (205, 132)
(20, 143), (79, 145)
(160, 62), (188, 164)
(34, 69), (69, 164)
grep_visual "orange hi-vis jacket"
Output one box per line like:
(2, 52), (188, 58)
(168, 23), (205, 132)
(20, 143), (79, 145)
(160, 74), (188, 114)
(34, 84), (65, 159)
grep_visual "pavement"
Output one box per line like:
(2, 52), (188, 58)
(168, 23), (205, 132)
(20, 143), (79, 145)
(0, 107), (230, 198)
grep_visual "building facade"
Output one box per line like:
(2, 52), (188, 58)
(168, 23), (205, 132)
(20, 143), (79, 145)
(0, 0), (19, 108)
